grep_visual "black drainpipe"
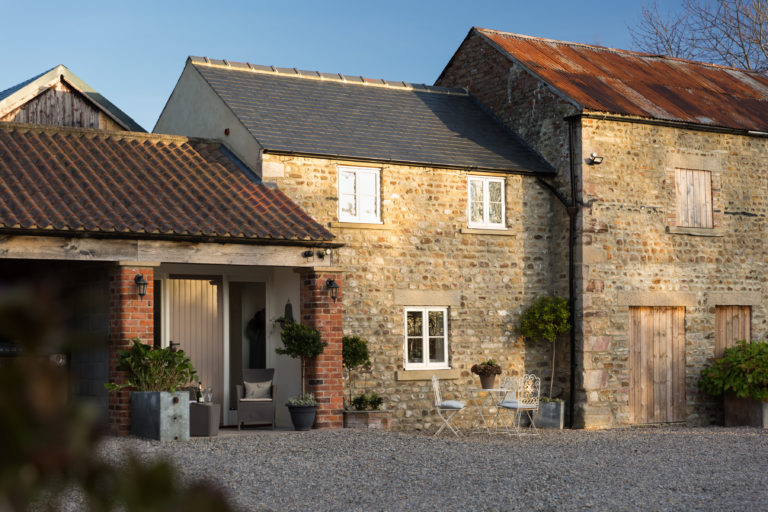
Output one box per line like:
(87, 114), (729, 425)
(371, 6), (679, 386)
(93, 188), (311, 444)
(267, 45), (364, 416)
(534, 117), (579, 429)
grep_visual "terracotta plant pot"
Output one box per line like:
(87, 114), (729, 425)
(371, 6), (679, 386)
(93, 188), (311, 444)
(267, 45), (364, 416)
(479, 374), (497, 389)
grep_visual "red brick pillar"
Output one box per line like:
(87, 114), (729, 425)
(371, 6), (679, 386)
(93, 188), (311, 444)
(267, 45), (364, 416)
(107, 264), (155, 436)
(298, 269), (343, 429)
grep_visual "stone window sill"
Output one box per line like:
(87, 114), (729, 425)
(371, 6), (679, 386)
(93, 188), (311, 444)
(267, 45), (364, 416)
(666, 225), (723, 237)
(329, 222), (392, 230)
(459, 228), (516, 236)
(395, 369), (461, 381)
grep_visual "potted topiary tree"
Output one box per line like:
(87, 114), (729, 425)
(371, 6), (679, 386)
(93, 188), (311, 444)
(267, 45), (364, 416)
(275, 322), (327, 430)
(341, 335), (392, 430)
(700, 340), (768, 427)
(105, 339), (197, 441)
(518, 296), (571, 429)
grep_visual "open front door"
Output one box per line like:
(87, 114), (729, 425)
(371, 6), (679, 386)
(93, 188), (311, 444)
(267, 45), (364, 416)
(168, 276), (224, 422)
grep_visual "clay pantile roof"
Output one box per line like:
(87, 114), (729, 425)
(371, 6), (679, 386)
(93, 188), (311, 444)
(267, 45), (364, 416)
(470, 28), (768, 132)
(0, 65), (145, 132)
(186, 57), (553, 174)
(0, 123), (334, 243)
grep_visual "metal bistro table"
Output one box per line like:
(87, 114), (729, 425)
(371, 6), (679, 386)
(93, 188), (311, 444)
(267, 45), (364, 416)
(468, 388), (510, 435)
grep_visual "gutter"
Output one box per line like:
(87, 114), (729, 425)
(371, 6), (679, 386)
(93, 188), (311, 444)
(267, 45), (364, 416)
(570, 112), (768, 138)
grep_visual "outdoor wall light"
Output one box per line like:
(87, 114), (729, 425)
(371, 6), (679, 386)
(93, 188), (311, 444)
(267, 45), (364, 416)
(134, 274), (149, 298)
(302, 249), (314, 258)
(317, 248), (332, 259)
(326, 278), (340, 302)
(587, 152), (604, 165)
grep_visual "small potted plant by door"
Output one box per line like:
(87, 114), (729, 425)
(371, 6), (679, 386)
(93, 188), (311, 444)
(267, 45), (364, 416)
(105, 339), (197, 441)
(275, 322), (327, 431)
(471, 360), (502, 389)
(518, 296), (571, 429)
(700, 340), (768, 427)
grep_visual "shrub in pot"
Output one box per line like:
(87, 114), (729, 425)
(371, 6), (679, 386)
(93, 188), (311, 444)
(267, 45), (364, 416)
(344, 392), (392, 430)
(275, 322), (327, 430)
(700, 340), (768, 427)
(471, 360), (501, 389)
(342, 335), (371, 407)
(105, 339), (197, 441)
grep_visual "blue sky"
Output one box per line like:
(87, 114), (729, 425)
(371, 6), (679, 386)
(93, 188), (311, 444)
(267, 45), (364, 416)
(1, 1), (663, 131)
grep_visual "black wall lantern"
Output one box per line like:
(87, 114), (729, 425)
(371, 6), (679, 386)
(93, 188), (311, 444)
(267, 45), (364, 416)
(134, 274), (149, 298)
(325, 278), (339, 302)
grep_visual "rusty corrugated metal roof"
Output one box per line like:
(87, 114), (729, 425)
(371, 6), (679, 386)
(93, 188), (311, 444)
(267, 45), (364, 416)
(476, 28), (768, 132)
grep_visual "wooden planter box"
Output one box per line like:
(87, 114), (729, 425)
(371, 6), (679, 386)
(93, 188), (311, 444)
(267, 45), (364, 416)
(724, 394), (768, 428)
(343, 410), (392, 431)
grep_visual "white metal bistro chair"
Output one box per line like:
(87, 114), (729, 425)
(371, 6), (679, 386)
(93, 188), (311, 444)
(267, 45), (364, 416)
(432, 375), (466, 436)
(497, 373), (540, 436)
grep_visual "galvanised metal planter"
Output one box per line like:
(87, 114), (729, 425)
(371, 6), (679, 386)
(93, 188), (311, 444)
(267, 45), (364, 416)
(536, 400), (565, 429)
(130, 391), (190, 441)
(724, 394), (768, 428)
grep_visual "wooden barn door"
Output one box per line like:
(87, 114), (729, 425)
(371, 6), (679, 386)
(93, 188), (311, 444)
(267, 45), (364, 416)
(168, 277), (224, 412)
(715, 306), (751, 358)
(629, 307), (686, 424)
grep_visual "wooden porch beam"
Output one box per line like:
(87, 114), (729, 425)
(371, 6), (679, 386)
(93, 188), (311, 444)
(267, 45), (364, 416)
(0, 235), (336, 268)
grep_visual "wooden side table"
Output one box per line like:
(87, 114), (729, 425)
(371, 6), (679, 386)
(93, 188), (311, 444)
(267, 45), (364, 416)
(189, 402), (221, 437)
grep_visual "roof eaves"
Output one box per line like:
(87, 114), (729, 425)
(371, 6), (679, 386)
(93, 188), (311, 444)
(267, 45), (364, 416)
(262, 148), (555, 175)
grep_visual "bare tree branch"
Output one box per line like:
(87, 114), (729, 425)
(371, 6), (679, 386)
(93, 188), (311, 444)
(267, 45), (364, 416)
(630, 0), (768, 72)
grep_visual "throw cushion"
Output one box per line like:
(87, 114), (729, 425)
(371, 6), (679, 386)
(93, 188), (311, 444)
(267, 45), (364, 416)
(244, 380), (272, 399)
(438, 400), (465, 410)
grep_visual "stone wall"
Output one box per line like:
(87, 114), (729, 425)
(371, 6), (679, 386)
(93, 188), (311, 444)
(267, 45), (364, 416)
(438, 30), (578, 419)
(579, 116), (768, 427)
(263, 153), (556, 430)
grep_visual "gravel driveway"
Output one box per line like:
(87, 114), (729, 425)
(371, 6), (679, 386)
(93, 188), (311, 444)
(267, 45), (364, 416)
(95, 426), (767, 511)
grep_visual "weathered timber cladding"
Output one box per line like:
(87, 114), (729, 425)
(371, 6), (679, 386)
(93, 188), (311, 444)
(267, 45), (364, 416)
(265, 153), (556, 431)
(715, 306), (751, 358)
(675, 169), (713, 228)
(629, 307), (685, 424)
(1, 81), (122, 130)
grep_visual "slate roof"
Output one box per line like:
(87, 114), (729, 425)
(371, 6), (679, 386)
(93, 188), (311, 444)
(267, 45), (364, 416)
(468, 28), (768, 132)
(0, 123), (334, 243)
(0, 65), (145, 132)
(188, 57), (553, 173)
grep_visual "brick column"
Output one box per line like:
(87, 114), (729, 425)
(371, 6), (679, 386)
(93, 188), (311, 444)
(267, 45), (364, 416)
(107, 264), (155, 436)
(298, 269), (343, 429)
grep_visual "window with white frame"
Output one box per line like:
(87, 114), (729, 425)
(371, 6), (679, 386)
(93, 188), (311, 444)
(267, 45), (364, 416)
(404, 307), (449, 370)
(467, 176), (505, 229)
(338, 165), (380, 223)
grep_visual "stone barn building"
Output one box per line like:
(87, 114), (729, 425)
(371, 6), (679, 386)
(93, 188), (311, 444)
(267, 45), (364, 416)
(438, 27), (768, 428)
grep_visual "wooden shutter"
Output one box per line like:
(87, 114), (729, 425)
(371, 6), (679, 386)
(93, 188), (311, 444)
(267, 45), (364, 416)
(715, 306), (751, 358)
(675, 169), (713, 228)
(629, 307), (686, 424)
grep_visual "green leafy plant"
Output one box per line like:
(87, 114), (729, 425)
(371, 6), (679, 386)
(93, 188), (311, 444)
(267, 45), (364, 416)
(286, 393), (318, 407)
(350, 392), (383, 411)
(700, 340), (768, 400)
(518, 296), (571, 398)
(275, 322), (327, 395)
(342, 335), (371, 406)
(471, 359), (502, 377)
(105, 339), (197, 392)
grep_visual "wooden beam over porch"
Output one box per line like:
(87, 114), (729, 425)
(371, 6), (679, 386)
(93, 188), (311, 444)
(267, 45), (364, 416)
(0, 235), (339, 267)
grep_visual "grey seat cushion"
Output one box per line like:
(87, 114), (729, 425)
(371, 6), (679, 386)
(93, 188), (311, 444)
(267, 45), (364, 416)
(438, 400), (465, 410)
(244, 380), (272, 399)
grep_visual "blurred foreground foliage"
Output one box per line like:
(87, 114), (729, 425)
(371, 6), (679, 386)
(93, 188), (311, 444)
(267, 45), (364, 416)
(0, 286), (236, 511)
